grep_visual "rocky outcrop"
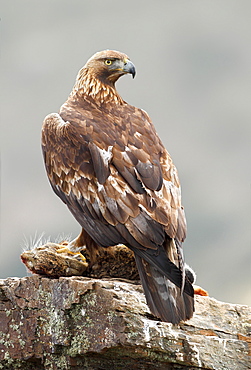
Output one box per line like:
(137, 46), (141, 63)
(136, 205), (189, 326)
(0, 275), (250, 369)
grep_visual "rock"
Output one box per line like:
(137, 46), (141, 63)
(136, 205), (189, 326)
(0, 275), (250, 370)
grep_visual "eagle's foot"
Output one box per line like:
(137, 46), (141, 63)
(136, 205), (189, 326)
(56, 242), (86, 259)
(21, 241), (88, 278)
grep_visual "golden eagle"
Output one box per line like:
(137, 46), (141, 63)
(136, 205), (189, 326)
(42, 50), (194, 324)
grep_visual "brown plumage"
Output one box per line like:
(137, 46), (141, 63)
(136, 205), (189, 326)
(41, 50), (194, 324)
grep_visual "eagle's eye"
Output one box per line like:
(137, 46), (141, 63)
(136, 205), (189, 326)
(104, 59), (113, 66)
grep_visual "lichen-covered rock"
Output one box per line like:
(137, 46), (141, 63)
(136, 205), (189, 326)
(0, 275), (250, 369)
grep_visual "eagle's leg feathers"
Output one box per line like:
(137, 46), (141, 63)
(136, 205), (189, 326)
(66, 228), (87, 252)
(67, 228), (104, 267)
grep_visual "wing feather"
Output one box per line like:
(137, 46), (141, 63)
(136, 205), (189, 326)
(88, 142), (111, 184)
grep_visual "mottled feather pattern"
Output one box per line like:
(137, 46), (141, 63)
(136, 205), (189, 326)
(42, 50), (194, 323)
(43, 104), (183, 242)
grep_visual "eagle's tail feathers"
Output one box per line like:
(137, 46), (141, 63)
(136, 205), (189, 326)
(131, 245), (193, 297)
(134, 254), (194, 324)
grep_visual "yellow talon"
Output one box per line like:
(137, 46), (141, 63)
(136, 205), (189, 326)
(56, 245), (87, 263)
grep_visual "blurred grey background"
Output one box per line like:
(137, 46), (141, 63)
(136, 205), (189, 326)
(1, 0), (250, 306)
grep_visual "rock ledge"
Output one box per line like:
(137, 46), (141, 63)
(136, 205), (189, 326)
(0, 275), (250, 369)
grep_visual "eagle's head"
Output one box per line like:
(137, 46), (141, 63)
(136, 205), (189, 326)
(72, 50), (136, 103)
(84, 50), (136, 85)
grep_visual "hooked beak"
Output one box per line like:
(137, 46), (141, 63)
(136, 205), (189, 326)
(123, 60), (136, 78)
